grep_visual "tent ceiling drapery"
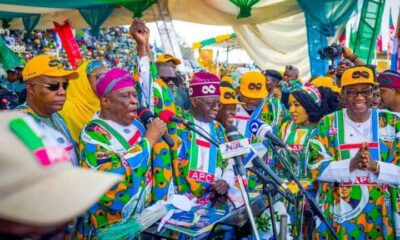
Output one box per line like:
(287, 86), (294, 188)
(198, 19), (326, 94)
(0, 0), (313, 79)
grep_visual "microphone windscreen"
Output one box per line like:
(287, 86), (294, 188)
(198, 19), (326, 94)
(225, 125), (240, 141)
(159, 109), (175, 124)
(138, 108), (153, 124)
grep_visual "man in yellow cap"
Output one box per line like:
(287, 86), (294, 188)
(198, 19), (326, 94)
(308, 66), (400, 239)
(232, 71), (289, 139)
(17, 54), (79, 166)
(156, 53), (189, 110)
(311, 76), (341, 94)
(216, 86), (242, 128)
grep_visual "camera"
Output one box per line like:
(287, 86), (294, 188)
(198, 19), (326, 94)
(318, 43), (343, 60)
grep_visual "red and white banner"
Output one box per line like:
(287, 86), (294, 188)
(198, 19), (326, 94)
(53, 21), (83, 69)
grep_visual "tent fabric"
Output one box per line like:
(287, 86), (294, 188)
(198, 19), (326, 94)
(22, 14), (40, 37)
(0, 0), (317, 78)
(298, 0), (358, 76)
(233, 13), (310, 80)
(79, 4), (115, 37)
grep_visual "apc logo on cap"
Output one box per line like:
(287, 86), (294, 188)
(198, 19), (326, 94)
(48, 59), (62, 68)
(248, 83), (262, 90)
(202, 85), (216, 94)
(224, 92), (235, 99)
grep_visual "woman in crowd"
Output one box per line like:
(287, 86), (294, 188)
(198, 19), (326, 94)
(271, 84), (327, 180)
(60, 60), (107, 142)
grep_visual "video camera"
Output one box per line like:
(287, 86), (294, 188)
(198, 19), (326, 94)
(318, 43), (342, 60)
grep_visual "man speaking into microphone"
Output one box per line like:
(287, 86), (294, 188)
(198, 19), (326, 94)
(173, 72), (235, 205)
(77, 68), (168, 238)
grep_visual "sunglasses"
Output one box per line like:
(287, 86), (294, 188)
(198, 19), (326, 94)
(344, 88), (373, 97)
(29, 81), (69, 91)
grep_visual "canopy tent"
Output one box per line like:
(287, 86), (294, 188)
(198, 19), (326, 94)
(0, 0), (325, 79)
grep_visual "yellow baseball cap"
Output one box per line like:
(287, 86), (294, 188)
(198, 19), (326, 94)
(341, 66), (378, 87)
(22, 55), (79, 81)
(239, 71), (268, 98)
(220, 87), (242, 105)
(311, 76), (341, 93)
(221, 75), (234, 85)
(156, 53), (181, 66)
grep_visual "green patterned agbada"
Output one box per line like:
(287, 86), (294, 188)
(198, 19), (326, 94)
(307, 109), (400, 239)
(134, 56), (179, 203)
(173, 112), (229, 205)
(76, 117), (152, 239)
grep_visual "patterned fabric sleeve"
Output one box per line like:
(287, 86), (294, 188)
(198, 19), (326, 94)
(307, 113), (337, 180)
(260, 98), (290, 132)
(79, 123), (151, 210)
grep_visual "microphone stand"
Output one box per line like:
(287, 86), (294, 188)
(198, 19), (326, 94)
(183, 122), (219, 147)
(184, 122), (260, 239)
(248, 167), (280, 240)
(233, 165), (260, 240)
(268, 142), (339, 240)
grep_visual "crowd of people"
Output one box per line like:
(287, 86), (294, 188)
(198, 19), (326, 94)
(1, 18), (400, 240)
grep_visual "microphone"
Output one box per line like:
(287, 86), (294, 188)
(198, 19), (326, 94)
(137, 107), (175, 148)
(249, 119), (295, 152)
(159, 109), (193, 125)
(225, 125), (248, 185)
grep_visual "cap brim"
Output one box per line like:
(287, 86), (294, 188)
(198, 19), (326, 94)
(240, 89), (267, 99)
(171, 58), (181, 65)
(341, 81), (378, 88)
(45, 70), (79, 80)
(222, 99), (244, 105)
(0, 166), (120, 226)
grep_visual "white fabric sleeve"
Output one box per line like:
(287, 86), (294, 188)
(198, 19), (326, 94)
(318, 159), (352, 182)
(375, 162), (400, 185)
(221, 159), (235, 187)
(138, 56), (150, 102)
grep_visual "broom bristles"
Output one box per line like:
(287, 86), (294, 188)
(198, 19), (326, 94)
(97, 203), (169, 240)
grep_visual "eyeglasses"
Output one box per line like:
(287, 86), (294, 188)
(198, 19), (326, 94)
(29, 81), (69, 91)
(344, 88), (373, 97)
(197, 98), (222, 108)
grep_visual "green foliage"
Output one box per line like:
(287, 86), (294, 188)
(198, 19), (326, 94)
(229, 0), (260, 19)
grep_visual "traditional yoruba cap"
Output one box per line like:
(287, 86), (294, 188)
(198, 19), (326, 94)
(341, 66), (378, 87)
(96, 68), (135, 98)
(263, 69), (282, 82)
(311, 76), (341, 93)
(220, 87), (241, 105)
(239, 71), (268, 98)
(156, 53), (181, 65)
(291, 83), (322, 107)
(377, 70), (400, 89)
(189, 72), (220, 98)
(0, 112), (120, 226)
(22, 55), (79, 81)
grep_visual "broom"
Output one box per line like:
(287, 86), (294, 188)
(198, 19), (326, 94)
(97, 201), (172, 240)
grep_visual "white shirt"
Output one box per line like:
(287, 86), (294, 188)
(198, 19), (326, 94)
(138, 56), (150, 107)
(318, 110), (400, 185)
